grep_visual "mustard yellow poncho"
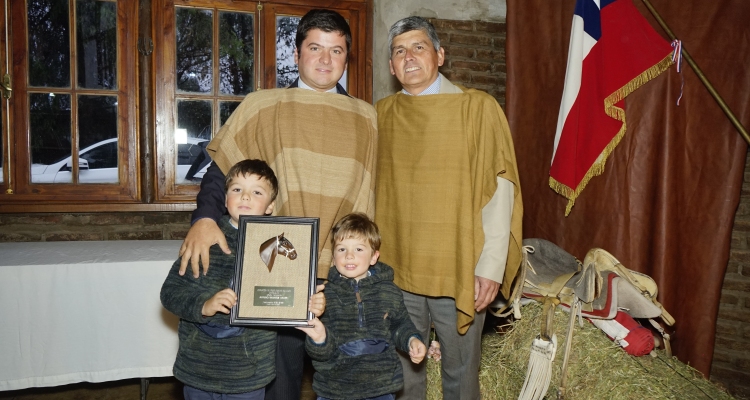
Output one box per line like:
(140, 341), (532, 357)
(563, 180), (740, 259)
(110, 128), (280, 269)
(375, 88), (523, 333)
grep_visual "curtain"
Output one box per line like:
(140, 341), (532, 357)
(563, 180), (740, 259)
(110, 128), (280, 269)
(506, 0), (750, 375)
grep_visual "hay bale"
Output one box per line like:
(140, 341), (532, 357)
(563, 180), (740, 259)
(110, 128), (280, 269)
(426, 302), (734, 399)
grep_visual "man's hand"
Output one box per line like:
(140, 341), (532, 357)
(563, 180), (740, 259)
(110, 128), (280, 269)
(309, 284), (326, 318)
(179, 218), (230, 278)
(474, 275), (500, 312)
(408, 337), (427, 364)
(296, 317), (327, 344)
(201, 288), (237, 317)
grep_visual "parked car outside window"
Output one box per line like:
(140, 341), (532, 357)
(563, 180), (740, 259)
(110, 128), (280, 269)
(29, 137), (210, 184)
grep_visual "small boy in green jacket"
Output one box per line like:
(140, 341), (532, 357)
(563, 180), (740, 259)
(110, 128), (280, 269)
(298, 213), (427, 400)
(161, 159), (324, 400)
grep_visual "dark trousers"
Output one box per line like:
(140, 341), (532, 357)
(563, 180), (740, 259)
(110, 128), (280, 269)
(265, 328), (306, 400)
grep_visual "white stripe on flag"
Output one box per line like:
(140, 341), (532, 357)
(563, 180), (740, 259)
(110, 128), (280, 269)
(551, 13), (598, 162)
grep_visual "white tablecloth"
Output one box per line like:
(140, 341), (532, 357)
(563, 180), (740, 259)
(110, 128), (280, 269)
(0, 240), (182, 391)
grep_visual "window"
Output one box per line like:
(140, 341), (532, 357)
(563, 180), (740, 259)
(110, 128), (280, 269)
(2, 0), (139, 207)
(0, 0), (371, 211)
(154, 1), (257, 202)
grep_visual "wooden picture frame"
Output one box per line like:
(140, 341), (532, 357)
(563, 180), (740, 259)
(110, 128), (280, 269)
(230, 216), (319, 327)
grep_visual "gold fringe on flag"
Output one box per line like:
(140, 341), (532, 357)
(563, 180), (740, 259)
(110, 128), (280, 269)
(550, 54), (674, 216)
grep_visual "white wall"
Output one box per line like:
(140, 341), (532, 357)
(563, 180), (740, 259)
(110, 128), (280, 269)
(372, 0), (507, 102)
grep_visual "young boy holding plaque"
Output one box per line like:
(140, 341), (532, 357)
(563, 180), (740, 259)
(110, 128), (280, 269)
(297, 213), (427, 400)
(161, 159), (325, 400)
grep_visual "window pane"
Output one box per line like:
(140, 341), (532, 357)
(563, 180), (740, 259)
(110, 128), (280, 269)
(76, 0), (117, 90)
(79, 95), (118, 149)
(176, 8), (213, 94)
(78, 95), (118, 183)
(219, 11), (254, 96)
(176, 100), (211, 184)
(219, 101), (240, 126)
(30, 93), (72, 183)
(28, 0), (71, 88)
(276, 16), (299, 88)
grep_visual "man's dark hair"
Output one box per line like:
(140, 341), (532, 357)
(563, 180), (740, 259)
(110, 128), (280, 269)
(295, 9), (352, 55)
(225, 159), (279, 201)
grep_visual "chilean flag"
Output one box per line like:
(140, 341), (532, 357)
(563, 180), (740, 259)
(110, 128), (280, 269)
(550, 0), (674, 215)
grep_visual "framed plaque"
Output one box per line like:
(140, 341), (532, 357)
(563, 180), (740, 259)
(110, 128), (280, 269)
(230, 215), (319, 327)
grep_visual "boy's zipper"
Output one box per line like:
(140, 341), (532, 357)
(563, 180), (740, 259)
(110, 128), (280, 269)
(353, 281), (365, 328)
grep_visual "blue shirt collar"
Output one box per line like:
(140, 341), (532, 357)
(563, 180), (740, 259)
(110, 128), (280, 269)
(402, 74), (441, 96)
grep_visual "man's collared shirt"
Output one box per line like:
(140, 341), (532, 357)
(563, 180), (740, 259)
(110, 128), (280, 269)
(402, 75), (441, 96)
(298, 78), (339, 94)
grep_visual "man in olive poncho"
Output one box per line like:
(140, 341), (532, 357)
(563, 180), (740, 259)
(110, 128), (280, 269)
(375, 16), (523, 400)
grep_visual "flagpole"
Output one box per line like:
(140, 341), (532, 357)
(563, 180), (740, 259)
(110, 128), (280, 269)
(640, 0), (750, 145)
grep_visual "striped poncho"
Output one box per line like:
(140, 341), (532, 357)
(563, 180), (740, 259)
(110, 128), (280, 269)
(207, 88), (378, 277)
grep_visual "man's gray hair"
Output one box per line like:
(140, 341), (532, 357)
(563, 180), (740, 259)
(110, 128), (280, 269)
(388, 16), (441, 57)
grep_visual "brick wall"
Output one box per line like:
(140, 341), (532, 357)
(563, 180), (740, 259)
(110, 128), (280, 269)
(0, 212), (191, 242)
(429, 18), (506, 107)
(710, 150), (750, 399)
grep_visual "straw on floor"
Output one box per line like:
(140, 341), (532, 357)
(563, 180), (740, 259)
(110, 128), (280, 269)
(425, 301), (734, 400)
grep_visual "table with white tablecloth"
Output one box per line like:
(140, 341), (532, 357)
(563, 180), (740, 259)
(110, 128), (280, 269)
(0, 240), (182, 391)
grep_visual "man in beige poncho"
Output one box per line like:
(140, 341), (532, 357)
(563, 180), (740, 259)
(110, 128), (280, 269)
(177, 10), (377, 400)
(376, 17), (523, 400)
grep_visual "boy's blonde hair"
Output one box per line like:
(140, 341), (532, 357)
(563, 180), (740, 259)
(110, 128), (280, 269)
(224, 159), (279, 201)
(331, 213), (381, 251)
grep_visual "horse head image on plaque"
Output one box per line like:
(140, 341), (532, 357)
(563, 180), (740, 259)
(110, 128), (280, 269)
(258, 233), (298, 272)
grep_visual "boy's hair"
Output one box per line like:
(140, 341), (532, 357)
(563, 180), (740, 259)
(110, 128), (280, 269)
(388, 16), (441, 57)
(224, 159), (279, 201)
(331, 212), (381, 251)
(296, 9), (352, 57)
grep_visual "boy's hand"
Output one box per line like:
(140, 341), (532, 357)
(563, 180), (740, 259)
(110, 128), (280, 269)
(408, 337), (427, 364)
(427, 340), (442, 361)
(179, 218), (231, 278)
(296, 317), (327, 344)
(201, 288), (237, 317)
(309, 284), (326, 318)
